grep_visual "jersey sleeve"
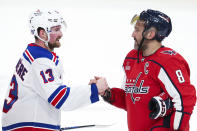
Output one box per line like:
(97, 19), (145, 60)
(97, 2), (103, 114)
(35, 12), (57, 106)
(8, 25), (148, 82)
(110, 88), (127, 110)
(31, 59), (99, 111)
(157, 56), (196, 130)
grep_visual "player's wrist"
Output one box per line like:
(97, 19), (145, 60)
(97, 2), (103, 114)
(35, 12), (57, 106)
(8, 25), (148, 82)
(101, 88), (112, 103)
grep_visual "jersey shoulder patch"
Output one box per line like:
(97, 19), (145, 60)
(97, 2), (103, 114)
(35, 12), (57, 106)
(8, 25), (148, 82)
(153, 47), (186, 68)
(23, 43), (59, 65)
(157, 47), (179, 62)
(160, 49), (177, 56)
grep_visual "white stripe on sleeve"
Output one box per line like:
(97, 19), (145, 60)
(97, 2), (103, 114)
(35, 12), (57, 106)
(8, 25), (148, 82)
(174, 111), (183, 130)
(158, 68), (183, 130)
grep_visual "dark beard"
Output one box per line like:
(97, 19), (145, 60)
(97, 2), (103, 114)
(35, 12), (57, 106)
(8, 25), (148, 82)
(135, 38), (148, 51)
(48, 42), (60, 51)
(141, 43), (147, 51)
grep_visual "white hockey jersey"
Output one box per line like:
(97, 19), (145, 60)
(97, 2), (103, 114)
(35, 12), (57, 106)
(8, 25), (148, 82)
(2, 43), (99, 131)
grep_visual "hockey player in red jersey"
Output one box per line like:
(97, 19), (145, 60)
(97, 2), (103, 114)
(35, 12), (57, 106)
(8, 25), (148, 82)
(1, 9), (109, 131)
(91, 9), (196, 131)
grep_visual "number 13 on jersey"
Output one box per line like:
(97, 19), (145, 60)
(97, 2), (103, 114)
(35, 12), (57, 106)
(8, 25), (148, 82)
(40, 69), (54, 84)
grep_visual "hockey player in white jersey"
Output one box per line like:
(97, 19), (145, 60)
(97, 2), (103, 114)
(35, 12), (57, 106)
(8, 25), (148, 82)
(2, 9), (108, 131)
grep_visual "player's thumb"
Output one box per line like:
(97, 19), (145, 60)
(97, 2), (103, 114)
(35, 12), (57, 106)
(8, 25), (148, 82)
(94, 76), (101, 80)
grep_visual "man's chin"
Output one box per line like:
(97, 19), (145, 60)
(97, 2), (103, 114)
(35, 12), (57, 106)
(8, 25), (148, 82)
(48, 42), (61, 50)
(56, 42), (61, 48)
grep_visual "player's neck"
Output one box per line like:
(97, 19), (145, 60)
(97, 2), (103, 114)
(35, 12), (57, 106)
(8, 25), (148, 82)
(35, 40), (51, 51)
(143, 41), (162, 56)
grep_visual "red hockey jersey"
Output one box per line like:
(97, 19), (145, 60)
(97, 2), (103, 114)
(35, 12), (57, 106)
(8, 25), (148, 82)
(110, 46), (196, 131)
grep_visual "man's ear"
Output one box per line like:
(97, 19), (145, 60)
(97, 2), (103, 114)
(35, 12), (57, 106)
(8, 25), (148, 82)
(144, 28), (156, 40)
(39, 29), (47, 40)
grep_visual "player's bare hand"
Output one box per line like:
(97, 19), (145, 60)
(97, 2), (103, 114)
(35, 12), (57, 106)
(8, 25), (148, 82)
(88, 76), (101, 85)
(96, 77), (109, 95)
(89, 76), (109, 95)
(89, 79), (97, 85)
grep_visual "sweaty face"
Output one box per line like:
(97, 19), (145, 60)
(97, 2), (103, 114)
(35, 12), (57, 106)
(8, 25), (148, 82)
(132, 21), (145, 50)
(48, 25), (63, 50)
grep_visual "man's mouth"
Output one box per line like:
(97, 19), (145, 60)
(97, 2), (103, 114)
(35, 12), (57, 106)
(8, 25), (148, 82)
(134, 38), (138, 45)
(56, 37), (62, 41)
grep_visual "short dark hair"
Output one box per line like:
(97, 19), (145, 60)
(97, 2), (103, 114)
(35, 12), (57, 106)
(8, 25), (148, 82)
(34, 27), (45, 40)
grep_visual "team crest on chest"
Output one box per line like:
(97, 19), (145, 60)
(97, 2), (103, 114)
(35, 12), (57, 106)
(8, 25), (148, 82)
(125, 72), (150, 104)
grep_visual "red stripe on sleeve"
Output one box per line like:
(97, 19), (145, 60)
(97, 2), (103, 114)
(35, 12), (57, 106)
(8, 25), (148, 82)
(51, 88), (67, 106)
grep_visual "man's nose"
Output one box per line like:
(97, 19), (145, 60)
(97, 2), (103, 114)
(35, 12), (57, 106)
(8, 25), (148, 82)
(131, 31), (135, 38)
(59, 30), (63, 37)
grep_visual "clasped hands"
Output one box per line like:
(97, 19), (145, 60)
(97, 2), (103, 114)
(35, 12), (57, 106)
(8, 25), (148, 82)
(89, 76), (109, 95)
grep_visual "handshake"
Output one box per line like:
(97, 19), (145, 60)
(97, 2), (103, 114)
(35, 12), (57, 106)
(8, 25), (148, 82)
(89, 76), (109, 96)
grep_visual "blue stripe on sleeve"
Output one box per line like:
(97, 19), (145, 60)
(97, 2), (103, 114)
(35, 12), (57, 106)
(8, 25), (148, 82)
(48, 85), (66, 103)
(55, 56), (59, 66)
(56, 87), (70, 109)
(90, 83), (99, 103)
(55, 59), (59, 66)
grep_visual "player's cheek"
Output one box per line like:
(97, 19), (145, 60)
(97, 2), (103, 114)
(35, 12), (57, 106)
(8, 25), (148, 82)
(50, 34), (56, 41)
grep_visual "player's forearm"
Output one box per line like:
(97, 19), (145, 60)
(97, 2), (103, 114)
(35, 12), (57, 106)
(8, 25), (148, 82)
(59, 84), (99, 111)
(170, 88), (196, 130)
(102, 88), (127, 110)
(170, 111), (190, 131)
(171, 100), (196, 130)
